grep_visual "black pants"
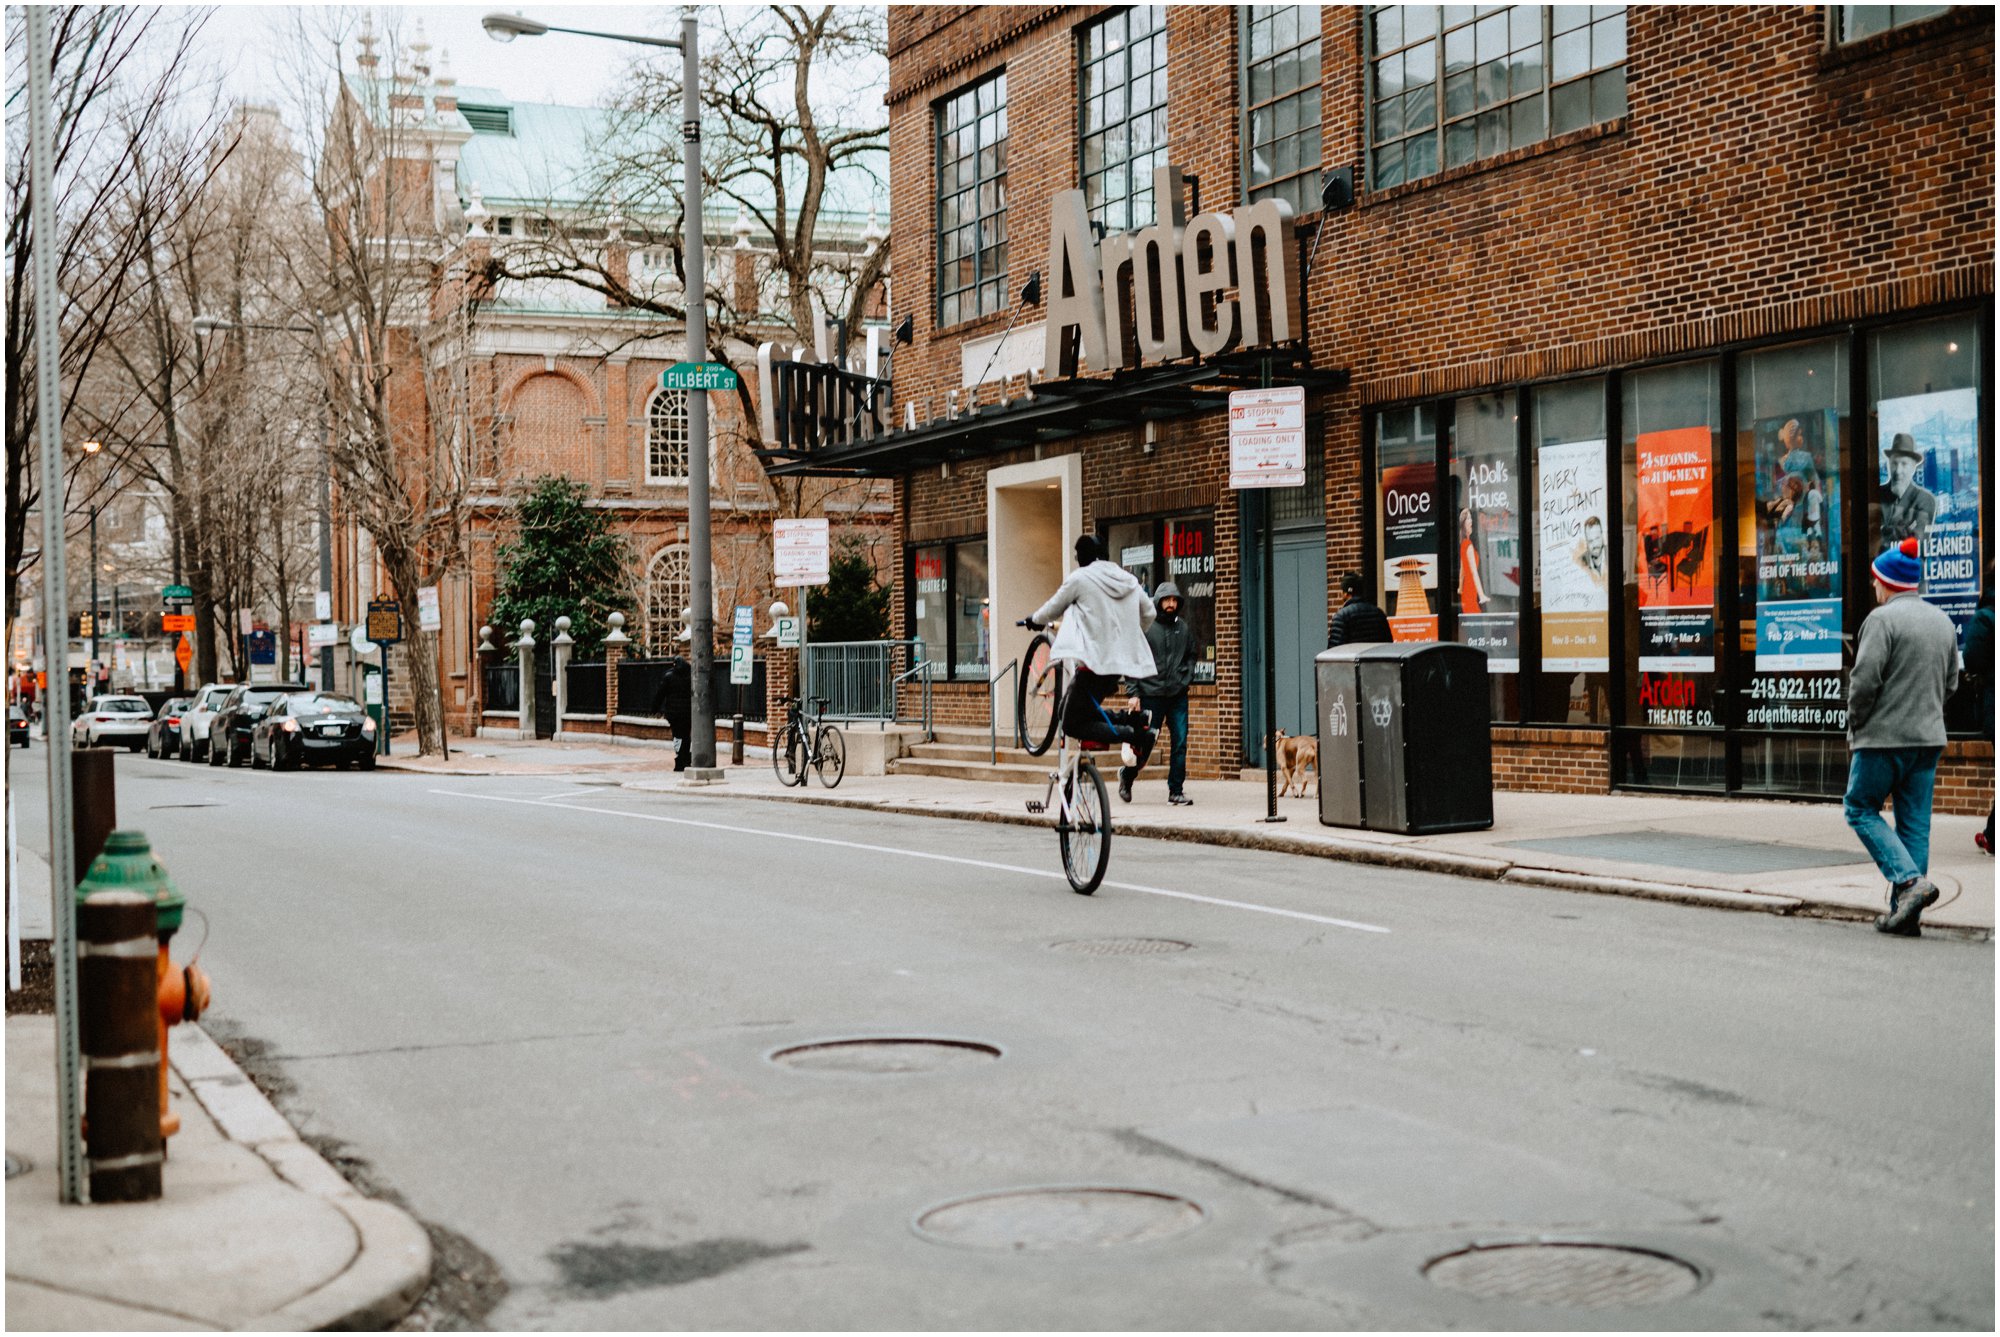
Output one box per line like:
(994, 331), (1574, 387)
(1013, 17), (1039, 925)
(1062, 668), (1156, 767)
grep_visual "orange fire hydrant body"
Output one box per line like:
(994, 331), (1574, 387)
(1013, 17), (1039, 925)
(155, 948), (212, 1139)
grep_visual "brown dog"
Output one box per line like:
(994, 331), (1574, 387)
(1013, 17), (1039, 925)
(1273, 729), (1319, 798)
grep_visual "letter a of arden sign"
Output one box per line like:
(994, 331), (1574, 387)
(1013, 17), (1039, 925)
(1228, 386), (1306, 490)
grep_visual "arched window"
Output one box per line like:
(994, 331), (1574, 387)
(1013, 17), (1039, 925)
(645, 544), (692, 653)
(646, 387), (690, 483)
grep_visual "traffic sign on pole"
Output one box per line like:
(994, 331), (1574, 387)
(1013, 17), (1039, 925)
(773, 518), (830, 587)
(662, 361), (741, 392)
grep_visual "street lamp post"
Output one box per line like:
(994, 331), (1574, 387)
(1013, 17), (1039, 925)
(191, 314), (334, 692)
(483, 9), (720, 777)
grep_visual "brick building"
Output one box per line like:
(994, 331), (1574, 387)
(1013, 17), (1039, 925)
(332, 28), (891, 736)
(761, 4), (1992, 811)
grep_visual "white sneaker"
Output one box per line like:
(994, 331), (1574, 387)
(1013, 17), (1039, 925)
(1119, 743), (1138, 769)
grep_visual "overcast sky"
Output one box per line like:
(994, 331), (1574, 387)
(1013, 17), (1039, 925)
(197, 5), (689, 109)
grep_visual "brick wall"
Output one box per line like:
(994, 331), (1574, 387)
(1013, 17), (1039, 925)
(1491, 727), (1614, 794)
(1937, 740), (1994, 818)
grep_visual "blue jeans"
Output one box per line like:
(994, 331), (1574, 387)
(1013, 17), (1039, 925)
(1843, 746), (1943, 888)
(1134, 693), (1189, 796)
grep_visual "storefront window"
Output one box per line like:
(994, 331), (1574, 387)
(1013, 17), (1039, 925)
(1735, 338), (1849, 796)
(1868, 315), (1984, 638)
(1375, 404), (1441, 640)
(912, 544), (950, 677)
(1531, 378), (1610, 723)
(1620, 360), (1724, 789)
(953, 543), (990, 678)
(1449, 393), (1521, 718)
(1106, 512), (1217, 683)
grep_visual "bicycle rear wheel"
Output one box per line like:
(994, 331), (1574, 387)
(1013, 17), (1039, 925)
(1059, 760), (1111, 895)
(772, 722), (805, 787)
(1017, 632), (1062, 757)
(813, 724), (846, 788)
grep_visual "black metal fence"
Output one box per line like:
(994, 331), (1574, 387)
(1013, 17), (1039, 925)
(483, 662), (519, 713)
(566, 662), (606, 717)
(610, 657), (765, 724)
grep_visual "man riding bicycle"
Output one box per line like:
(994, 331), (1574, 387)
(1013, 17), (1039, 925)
(1021, 535), (1160, 768)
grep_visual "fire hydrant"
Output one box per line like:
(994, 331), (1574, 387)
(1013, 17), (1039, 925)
(76, 830), (211, 1140)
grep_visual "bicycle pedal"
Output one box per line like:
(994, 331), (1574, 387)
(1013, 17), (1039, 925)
(1023, 800), (1045, 815)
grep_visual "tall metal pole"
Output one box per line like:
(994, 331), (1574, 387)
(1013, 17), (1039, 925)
(318, 400), (334, 692)
(88, 507), (98, 684)
(28, 5), (86, 1204)
(681, 10), (717, 773)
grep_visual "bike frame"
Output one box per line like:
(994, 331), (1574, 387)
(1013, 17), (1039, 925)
(1032, 676), (1097, 831)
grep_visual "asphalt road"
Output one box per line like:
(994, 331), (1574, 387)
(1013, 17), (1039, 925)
(10, 744), (1993, 1330)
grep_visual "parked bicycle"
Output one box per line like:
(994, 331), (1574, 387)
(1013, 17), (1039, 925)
(773, 694), (846, 788)
(1015, 619), (1110, 895)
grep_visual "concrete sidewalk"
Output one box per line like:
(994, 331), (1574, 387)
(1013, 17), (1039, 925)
(373, 730), (682, 777)
(621, 759), (1995, 934)
(4, 1015), (429, 1330)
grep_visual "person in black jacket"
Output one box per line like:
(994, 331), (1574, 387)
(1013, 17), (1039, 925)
(1327, 572), (1392, 648)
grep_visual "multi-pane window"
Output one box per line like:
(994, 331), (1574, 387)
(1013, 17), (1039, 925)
(645, 544), (691, 655)
(1369, 5), (1626, 189)
(1838, 5), (1951, 40)
(1244, 6), (1323, 215)
(646, 387), (689, 482)
(910, 540), (989, 680)
(1081, 7), (1168, 233)
(936, 73), (1007, 327)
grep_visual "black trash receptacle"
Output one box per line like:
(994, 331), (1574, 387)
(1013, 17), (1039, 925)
(1352, 642), (1492, 834)
(1315, 646), (1368, 829)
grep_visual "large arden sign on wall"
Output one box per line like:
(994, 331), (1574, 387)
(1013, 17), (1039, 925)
(1537, 438), (1610, 672)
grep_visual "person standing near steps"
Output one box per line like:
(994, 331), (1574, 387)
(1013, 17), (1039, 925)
(1845, 537), (1961, 937)
(1119, 580), (1196, 807)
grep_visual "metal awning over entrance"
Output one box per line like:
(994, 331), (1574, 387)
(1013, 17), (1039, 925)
(763, 350), (1349, 478)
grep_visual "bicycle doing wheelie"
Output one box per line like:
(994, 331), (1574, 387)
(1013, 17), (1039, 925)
(773, 695), (846, 788)
(1014, 618), (1111, 895)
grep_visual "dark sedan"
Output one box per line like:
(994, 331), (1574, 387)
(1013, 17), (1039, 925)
(9, 705), (29, 748)
(250, 692), (376, 770)
(207, 683), (311, 768)
(145, 697), (192, 759)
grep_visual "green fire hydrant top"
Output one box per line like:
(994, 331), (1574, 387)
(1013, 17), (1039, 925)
(76, 829), (185, 936)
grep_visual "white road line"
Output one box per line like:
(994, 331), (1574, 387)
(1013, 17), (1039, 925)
(429, 788), (1391, 935)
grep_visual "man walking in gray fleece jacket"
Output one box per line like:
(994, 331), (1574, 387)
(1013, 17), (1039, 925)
(1846, 537), (1961, 936)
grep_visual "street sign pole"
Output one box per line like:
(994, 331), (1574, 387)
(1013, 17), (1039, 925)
(27, 5), (86, 1204)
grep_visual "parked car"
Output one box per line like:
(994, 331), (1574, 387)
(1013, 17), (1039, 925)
(208, 683), (311, 767)
(251, 692), (376, 771)
(72, 695), (153, 750)
(144, 697), (193, 760)
(9, 705), (29, 748)
(178, 684), (235, 762)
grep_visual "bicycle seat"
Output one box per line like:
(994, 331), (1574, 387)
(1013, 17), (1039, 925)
(1076, 739), (1111, 752)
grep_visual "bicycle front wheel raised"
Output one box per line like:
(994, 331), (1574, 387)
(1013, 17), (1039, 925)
(813, 724), (846, 788)
(1017, 632), (1062, 757)
(1059, 760), (1111, 895)
(772, 723), (806, 787)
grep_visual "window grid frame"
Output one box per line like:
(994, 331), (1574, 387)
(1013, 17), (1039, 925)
(1079, 6), (1170, 234)
(644, 543), (692, 655)
(1835, 4), (1953, 42)
(645, 385), (691, 484)
(1241, 4), (1325, 215)
(1366, 4), (1628, 191)
(935, 71), (1009, 329)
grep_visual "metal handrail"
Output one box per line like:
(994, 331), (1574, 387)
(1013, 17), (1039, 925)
(986, 658), (1018, 763)
(890, 658), (935, 742)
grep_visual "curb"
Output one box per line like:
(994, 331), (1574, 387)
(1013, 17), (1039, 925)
(626, 781), (1875, 921)
(172, 1025), (432, 1332)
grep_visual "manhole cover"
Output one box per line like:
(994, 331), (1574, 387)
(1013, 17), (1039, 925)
(769, 1037), (1000, 1074)
(916, 1187), (1204, 1251)
(1424, 1243), (1702, 1309)
(1049, 938), (1192, 957)
(5, 1152), (29, 1180)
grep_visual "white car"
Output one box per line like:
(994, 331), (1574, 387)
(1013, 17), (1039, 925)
(178, 683), (233, 762)
(72, 695), (153, 750)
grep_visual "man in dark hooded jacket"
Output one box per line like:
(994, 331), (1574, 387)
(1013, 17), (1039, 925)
(1121, 579), (1197, 806)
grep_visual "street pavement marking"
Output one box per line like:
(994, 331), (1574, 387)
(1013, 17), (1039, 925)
(430, 789), (1391, 935)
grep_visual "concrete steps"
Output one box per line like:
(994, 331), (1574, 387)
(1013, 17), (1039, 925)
(888, 727), (1169, 785)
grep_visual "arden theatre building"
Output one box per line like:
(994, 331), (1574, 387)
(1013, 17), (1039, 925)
(764, 5), (1993, 811)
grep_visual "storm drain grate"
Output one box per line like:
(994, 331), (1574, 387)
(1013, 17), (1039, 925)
(916, 1187), (1204, 1251)
(1424, 1243), (1702, 1309)
(5, 1152), (28, 1180)
(769, 1037), (1000, 1075)
(1049, 938), (1192, 957)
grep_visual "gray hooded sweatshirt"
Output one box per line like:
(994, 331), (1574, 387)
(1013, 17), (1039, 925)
(1033, 560), (1157, 678)
(1128, 580), (1198, 697)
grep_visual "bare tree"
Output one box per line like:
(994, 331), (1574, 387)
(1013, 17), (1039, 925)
(275, 16), (483, 755)
(4, 7), (217, 651)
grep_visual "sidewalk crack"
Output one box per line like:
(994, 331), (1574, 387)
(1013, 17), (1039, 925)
(266, 1027), (626, 1062)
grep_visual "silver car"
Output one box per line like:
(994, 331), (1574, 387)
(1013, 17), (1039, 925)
(71, 695), (153, 750)
(178, 683), (233, 762)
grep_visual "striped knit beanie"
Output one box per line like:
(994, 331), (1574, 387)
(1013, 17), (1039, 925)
(1872, 536), (1922, 591)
